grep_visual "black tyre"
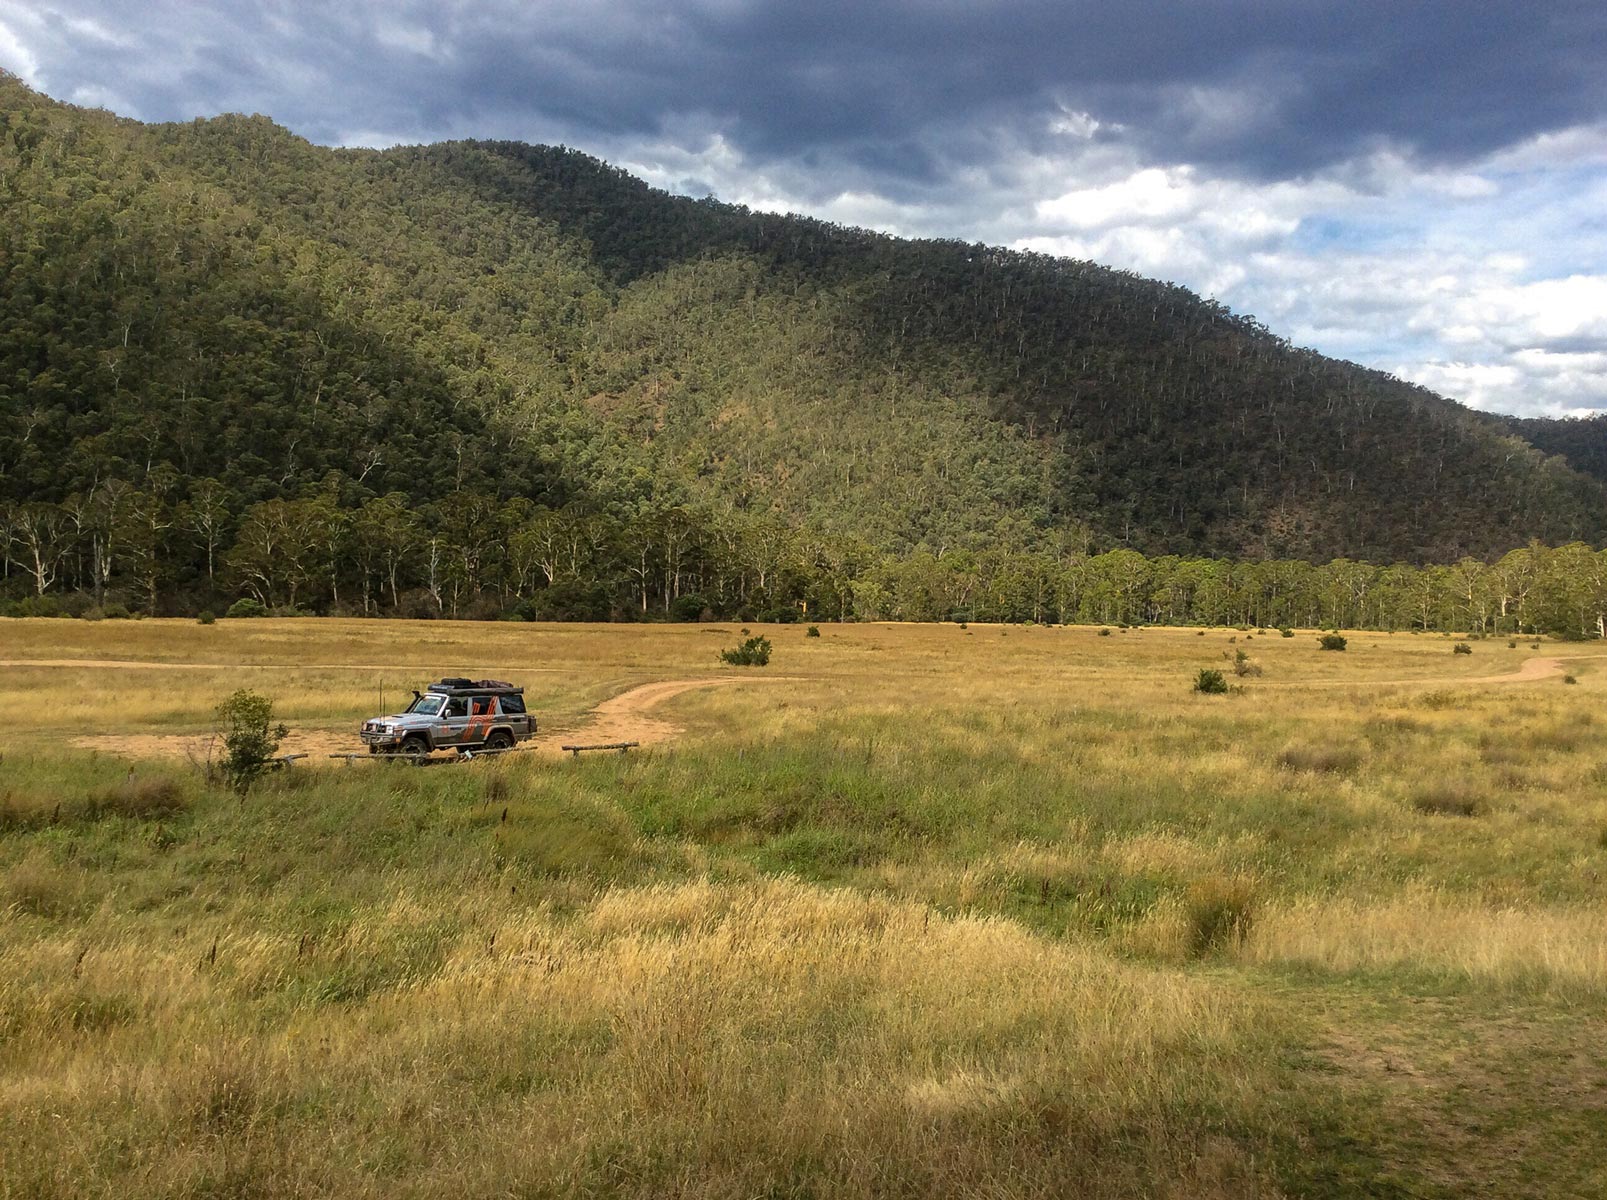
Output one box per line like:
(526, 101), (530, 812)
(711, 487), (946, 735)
(400, 734), (431, 763)
(485, 729), (514, 752)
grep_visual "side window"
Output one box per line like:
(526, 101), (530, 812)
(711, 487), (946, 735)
(499, 694), (526, 715)
(444, 697), (468, 718)
(471, 696), (493, 717)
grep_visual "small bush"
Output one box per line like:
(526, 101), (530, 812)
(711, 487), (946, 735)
(1279, 628), (1295, 638)
(1099, 628), (1112, 637)
(720, 635), (772, 667)
(215, 690), (289, 797)
(1228, 649), (1261, 677)
(1184, 875), (1257, 957)
(805, 625), (820, 638)
(101, 602), (130, 619)
(1564, 674), (1578, 685)
(226, 597), (268, 619)
(1508, 640), (1518, 648)
(669, 593), (710, 622)
(1193, 668), (1229, 694)
(1453, 642), (1472, 655)
(1318, 633), (1347, 651)
(198, 610), (217, 625)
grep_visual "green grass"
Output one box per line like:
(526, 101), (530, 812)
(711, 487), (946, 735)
(5, 621), (1607, 1196)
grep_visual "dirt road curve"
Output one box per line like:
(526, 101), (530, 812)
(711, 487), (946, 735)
(72, 675), (788, 763)
(1269, 654), (1604, 690)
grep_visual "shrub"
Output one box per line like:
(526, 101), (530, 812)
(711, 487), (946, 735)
(1099, 628), (1112, 636)
(198, 611), (217, 625)
(1564, 674), (1578, 685)
(1453, 642), (1472, 655)
(1508, 640), (1518, 648)
(1280, 627), (1295, 638)
(1318, 633), (1348, 651)
(1230, 649), (1262, 677)
(805, 625), (820, 638)
(669, 593), (711, 622)
(1193, 668), (1229, 694)
(226, 597), (268, 619)
(101, 602), (130, 619)
(720, 636), (772, 667)
(1184, 875), (1257, 957)
(215, 690), (289, 797)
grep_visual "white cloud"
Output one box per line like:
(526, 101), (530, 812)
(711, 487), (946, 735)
(4, 2), (1605, 419)
(0, 13), (42, 85)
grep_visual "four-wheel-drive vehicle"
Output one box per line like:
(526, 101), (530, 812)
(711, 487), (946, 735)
(360, 678), (535, 760)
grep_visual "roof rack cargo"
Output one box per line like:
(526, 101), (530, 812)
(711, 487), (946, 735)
(426, 678), (523, 694)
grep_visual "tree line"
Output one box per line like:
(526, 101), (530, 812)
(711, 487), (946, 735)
(3, 486), (1604, 638)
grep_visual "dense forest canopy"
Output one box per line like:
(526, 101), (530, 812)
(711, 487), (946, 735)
(1, 73), (1605, 630)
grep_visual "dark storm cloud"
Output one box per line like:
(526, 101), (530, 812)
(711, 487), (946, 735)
(9, 1), (1606, 185)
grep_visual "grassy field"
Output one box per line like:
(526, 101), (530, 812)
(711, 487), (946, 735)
(3, 618), (1607, 1198)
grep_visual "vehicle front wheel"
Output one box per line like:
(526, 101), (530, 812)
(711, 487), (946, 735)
(400, 734), (431, 763)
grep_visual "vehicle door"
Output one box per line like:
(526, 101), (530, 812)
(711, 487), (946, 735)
(439, 695), (471, 746)
(467, 695), (496, 744)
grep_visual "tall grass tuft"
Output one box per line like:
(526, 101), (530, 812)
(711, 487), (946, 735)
(1411, 782), (1488, 817)
(1277, 742), (1362, 774)
(1184, 874), (1257, 957)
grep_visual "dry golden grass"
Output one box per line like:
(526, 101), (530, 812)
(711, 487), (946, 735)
(2, 877), (1279, 1198)
(6, 617), (1607, 1196)
(1241, 890), (1607, 995)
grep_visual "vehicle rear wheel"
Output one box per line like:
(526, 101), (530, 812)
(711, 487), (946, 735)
(485, 729), (514, 752)
(400, 734), (431, 763)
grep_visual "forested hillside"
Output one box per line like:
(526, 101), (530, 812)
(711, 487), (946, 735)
(2, 73), (1604, 624)
(1489, 413), (1607, 487)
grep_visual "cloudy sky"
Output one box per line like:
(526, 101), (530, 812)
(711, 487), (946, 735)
(3, 1), (1605, 417)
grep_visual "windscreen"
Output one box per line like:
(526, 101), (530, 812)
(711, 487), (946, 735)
(406, 694), (445, 716)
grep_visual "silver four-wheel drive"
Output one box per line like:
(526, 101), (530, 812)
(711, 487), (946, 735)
(360, 678), (536, 760)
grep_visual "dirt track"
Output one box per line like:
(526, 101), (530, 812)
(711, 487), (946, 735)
(1268, 654), (1604, 689)
(73, 675), (787, 763)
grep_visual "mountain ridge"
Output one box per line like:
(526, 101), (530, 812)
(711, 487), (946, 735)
(2, 73), (1604, 580)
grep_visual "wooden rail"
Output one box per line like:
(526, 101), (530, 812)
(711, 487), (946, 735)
(326, 745), (526, 766)
(560, 741), (640, 757)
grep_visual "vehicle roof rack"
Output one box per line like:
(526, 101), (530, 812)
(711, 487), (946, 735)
(427, 678), (523, 694)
